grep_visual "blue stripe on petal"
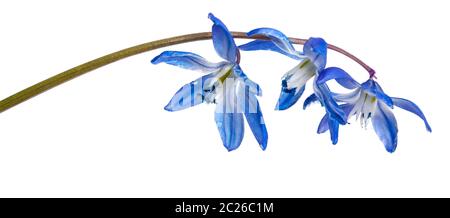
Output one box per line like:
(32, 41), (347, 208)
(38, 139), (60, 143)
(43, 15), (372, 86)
(208, 13), (238, 63)
(245, 28), (303, 59)
(303, 37), (328, 71)
(392, 97), (432, 132)
(151, 51), (227, 73)
(244, 93), (268, 150)
(214, 110), (245, 152)
(303, 94), (319, 110)
(361, 79), (394, 108)
(372, 101), (398, 153)
(164, 74), (213, 111)
(238, 40), (303, 60)
(317, 67), (360, 89)
(275, 84), (305, 110)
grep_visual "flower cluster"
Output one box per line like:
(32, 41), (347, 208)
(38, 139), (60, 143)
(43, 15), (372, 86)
(152, 13), (431, 153)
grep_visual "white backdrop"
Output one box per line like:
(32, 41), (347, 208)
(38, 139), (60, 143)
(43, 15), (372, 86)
(0, 0), (447, 197)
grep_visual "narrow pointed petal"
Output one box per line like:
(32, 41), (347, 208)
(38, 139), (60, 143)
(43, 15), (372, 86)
(244, 93), (268, 150)
(151, 51), (227, 73)
(392, 97), (432, 132)
(372, 102), (398, 153)
(214, 110), (245, 152)
(164, 74), (214, 111)
(303, 94), (319, 110)
(317, 114), (329, 134)
(316, 67), (360, 89)
(238, 40), (303, 60)
(303, 37), (328, 71)
(314, 80), (347, 124)
(208, 13), (238, 63)
(245, 28), (303, 59)
(361, 79), (394, 107)
(276, 84), (305, 110)
(328, 118), (339, 145)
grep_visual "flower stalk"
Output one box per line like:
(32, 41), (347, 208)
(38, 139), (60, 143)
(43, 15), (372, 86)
(0, 31), (373, 113)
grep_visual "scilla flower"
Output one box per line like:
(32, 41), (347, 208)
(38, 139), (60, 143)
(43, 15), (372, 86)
(239, 28), (357, 144)
(151, 13), (268, 151)
(316, 70), (432, 153)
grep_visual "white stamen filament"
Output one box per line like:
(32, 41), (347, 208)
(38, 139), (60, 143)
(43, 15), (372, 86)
(203, 65), (233, 104)
(283, 59), (316, 91)
(349, 92), (377, 129)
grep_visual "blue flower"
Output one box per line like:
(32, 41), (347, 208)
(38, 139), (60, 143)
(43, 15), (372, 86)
(239, 28), (357, 144)
(316, 70), (432, 153)
(151, 13), (268, 151)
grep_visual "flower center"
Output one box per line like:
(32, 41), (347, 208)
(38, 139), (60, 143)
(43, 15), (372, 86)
(203, 65), (236, 104)
(218, 68), (233, 83)
(358, 93), (377, 128)
(283, 58), (317, 92)
(299, 59), (311, 69)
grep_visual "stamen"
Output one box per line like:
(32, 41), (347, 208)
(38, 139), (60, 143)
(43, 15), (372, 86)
(360, 113), (364, 128)
(218, 68), (233, 83)
(299, 59), (311, 69)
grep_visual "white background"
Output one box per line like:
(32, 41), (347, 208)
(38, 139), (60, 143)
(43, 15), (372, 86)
(0, 0), (448, 197)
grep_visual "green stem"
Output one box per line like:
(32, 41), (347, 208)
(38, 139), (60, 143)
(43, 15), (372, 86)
(0, 31), (374, 113)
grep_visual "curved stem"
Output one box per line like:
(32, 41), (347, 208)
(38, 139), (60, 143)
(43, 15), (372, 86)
(0, 31), (374, 113)
(321, 43), (376, 78)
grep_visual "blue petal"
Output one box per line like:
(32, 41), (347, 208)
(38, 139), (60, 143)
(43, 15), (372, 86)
(245, 28), (302, 59)
(208, 13), (238, 63)
(164, 74), (213, 111)
(372, 101), (398, 153)
(238, 40), (303, 60)
(303, 93), (319, 110)
(303, 37), (327, 71)
(244, 93), (268, 150)
(275, 84), (305, 110)
(314, 81), (347, 124)
(316, 67), (360, 89)
(317, 114), (329, 134)
(328, 117), (339, 145)
(233, 65), (262, 96)
(151, 51), (227, 72)
(341, 103), (355, 120)
(361, 79), (394, 108)
(317, 104), (354, 134)
(214, 111), (245, 152)
(392, 97), (432, 132)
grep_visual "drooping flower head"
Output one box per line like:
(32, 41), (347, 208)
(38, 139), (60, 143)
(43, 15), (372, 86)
(316, 70), (432, 152)
(240, 28), (357, 144)
(151, 13), (268, 151)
